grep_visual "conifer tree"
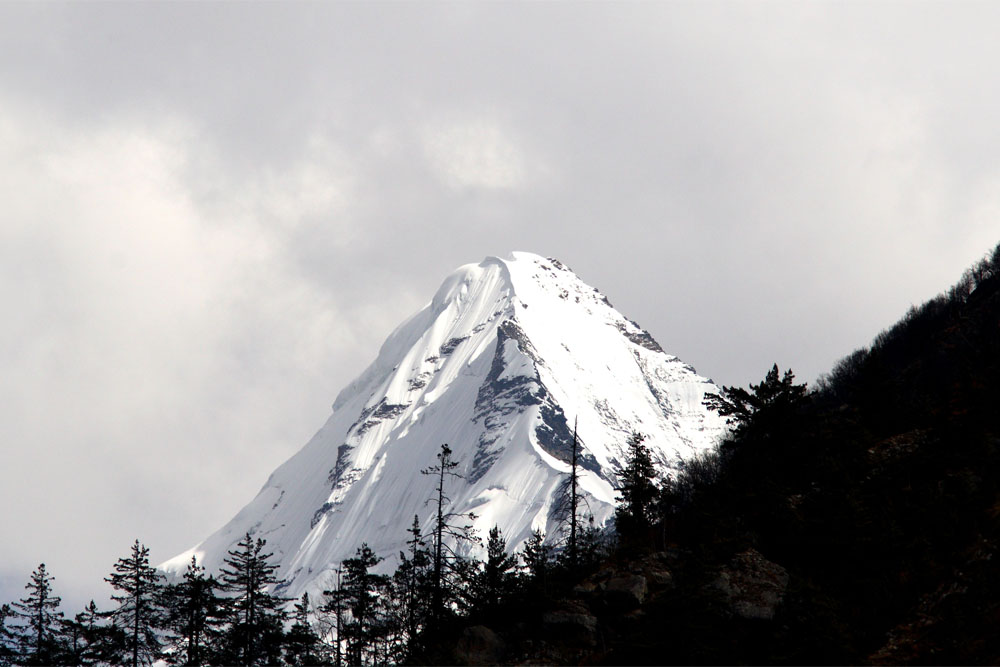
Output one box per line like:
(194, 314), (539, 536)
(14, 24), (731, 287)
(320, 568), (346, 667)
(218, 532), (287, 666)
(162, 555), (226, 665)
(283, 593), (326, 666)
(10, 563), (65, 665)
(61, 600), (109, 667)
(703, 364), (810, 485)
(521, 529), (553, 597)
(340, 543), (388, 666)
(61, 614), (84, 667)
(615, 432), (658, 545)
(554, 420), (587, 574)
(391, 515), (431, 655)
(105, 540), (164, 667)
(577, 514), (605, 571)
(0, 603), (18, 667)
(567, 421), (582, 571)
(703, 363), (808, 439)
(473, 526), (518, 619)
(420, 444), (478, 627)
(82, 600), (114, 666)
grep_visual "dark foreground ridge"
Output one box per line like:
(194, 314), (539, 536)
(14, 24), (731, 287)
(429, 240), (1000, 665)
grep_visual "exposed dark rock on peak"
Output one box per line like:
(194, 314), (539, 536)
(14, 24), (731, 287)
(350, 397), (409, 437)
(617, 320), (664, 353)
(470, 318), (601, 484)
(439, 335), (468, 356)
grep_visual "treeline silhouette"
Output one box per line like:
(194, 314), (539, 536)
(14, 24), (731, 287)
(594, 240), (1000, 664)
(5, 240), (1000, 665)
(0, 437), (634, 666)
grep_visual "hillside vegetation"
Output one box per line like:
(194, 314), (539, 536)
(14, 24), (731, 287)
(434, 240), (1000, 665)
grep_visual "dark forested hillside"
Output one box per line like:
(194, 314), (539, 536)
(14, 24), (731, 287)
(428, 241), (1000, 665)
(608, 240), (1000, 664)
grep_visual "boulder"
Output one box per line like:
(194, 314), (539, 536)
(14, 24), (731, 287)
(647, 568), (674, 587)
(572, 579), (599, 597)
(712, 548), (789, 620)
(603, 574), (648, 611)
(542, 603), (599, 646)
(454, 625), (505, 665)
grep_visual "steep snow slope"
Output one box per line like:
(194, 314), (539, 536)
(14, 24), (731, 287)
(162, 252), (727, 600)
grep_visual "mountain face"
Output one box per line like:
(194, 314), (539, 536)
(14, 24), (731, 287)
(161, 251), (727, 601)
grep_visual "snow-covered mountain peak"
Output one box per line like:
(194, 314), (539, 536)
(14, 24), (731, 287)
(162, 252), (727, 602)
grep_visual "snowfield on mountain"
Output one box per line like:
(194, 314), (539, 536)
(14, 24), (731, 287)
(161, 251), (728, 601)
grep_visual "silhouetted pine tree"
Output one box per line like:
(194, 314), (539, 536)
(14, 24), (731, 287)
(283, 593), (327, 666)
(702, 364), (811, 534)
(472, 526), (518, 620)
(0, 603), (18, 667)
(520, 529), (553, 599)
(105, 540), (164, 667)
(320, 568), (346, 667)
(161, 555), (226, 665)
(703, 363), (808, 443)
(553, 420), (588, 575)
(567, 423), (581, 570)
(390, 515), (431, 658)
(10, 563), (65, 666)
(61, 600), (111, 667)
(577, 514), (606, 572)
(340, 544), (388, 666)
(420, 444), (478, 627)
(614, 432), (658, 547)
(218, 532), (287, 666)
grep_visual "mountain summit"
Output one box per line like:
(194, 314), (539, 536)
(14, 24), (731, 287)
(162, 252), (727, 600)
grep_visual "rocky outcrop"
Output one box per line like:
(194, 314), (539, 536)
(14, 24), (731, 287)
(470, 319), (600, 483)
(712, 548), (789, 620)
(453, 625), (505, 665)
(542, 601), (599, 646)
(603, 574), (648, 611)
(573, 551), (676, 614)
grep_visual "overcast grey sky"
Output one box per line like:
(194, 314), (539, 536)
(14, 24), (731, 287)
(2, 2), (998, 610)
